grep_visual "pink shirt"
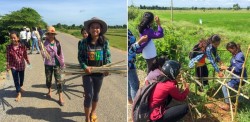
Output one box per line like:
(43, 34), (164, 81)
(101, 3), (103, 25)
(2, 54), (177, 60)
(43, 40), (65, 67)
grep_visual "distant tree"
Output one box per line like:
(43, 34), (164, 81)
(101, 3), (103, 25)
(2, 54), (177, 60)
(122, 24), (127, 28)
(247, 6), (250, 10)
(0, 7), (47, 44)
(217, 7), (221, 10)
(233, 3), (240, 10)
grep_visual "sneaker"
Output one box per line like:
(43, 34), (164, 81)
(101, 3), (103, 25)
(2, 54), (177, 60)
(36, 52), (40, 54)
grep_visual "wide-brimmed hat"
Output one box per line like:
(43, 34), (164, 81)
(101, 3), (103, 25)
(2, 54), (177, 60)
(46, 26), (57, 35)
(84, 17), (108, 34)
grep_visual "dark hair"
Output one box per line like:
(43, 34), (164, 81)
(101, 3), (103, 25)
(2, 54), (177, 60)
(208, 34), (221, 44)
(9, 31), (19, 37)
(226, 41), (241, 52)
(55, 37), (61, 55)
(138, 12), (154, 34)
(149, 55), (168, 71)
(81, 27), (86, 34)
(32, 27), (36, 31)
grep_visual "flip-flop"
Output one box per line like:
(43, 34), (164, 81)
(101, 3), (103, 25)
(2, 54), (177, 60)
(90, 114), (97, 122)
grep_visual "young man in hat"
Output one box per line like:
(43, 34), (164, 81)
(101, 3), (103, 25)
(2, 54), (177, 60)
(78, 17), (111, 122)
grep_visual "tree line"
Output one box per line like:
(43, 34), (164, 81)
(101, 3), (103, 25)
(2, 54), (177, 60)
(131, 4), (250, 11)
(53, 23), (127, 30)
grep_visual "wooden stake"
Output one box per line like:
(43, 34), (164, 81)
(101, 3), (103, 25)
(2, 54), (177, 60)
(212, 68), (235, 97)
(235, 45), (250, 115)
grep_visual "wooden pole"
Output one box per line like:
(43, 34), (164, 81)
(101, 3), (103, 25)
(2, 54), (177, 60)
(171, 0), (173, 22)
(212, 68), (235, 97)
(234, 45), (250, 115)
(215, 79), (249, 99)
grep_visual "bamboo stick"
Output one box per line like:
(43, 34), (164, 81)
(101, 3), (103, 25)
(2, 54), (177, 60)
(235, 45), (250, 115)
(215, 79), (249, 99)
(225, 70), (250, 84)
(212, 68), (235, 97)
(183, 72), (203, 87)
(227, 87), (234, 121)
(103, 60), (125, 67)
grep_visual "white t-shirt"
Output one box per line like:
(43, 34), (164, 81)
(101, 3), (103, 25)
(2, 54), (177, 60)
(142, 39), (157, 59)
(20, 31), (27, 40)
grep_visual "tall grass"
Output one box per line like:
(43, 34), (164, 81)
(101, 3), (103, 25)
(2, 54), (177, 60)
(129, 8), (250, 121)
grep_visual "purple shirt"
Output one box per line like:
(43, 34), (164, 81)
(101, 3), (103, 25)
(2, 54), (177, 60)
(43, 40), (65, 67)
(136, 26), (164, 53)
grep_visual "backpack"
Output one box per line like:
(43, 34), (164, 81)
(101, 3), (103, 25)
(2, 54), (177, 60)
(189, 40), (209, 59)
(132, 80), (160, 122)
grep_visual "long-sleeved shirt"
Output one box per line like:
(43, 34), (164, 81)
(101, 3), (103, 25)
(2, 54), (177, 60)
(6, 43), (30, 71)
(128, 29), (141, 69)
(149, 80), (189, 121)
(189, 44), (221, 72)
(78, 38), (111, 70)
(136, 26), (164, 53)
(228, 51), (247, 80)
(43, 40), (65, 67)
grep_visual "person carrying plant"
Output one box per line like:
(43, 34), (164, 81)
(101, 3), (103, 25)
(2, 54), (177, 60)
(78, 17), (111, 122)
(42, 26), (65, 106)
(220, 42), (247, 111)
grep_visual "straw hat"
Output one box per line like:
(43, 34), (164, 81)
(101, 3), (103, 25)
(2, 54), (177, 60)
(46, 26), (57, 34)
(84, 17), (108, 34)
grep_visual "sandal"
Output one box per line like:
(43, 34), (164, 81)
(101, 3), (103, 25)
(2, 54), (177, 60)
(90, 114), (97, 122)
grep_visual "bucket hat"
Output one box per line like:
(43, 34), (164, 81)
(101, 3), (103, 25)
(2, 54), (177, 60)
(84, 17), (107, 34)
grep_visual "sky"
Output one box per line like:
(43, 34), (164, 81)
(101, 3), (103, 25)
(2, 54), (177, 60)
(128, 0), (250, 8)
(0, 0), (127, 26)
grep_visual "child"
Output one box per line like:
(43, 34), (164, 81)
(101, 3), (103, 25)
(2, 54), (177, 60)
(220, 42), (247, 111)
(6, 31), (30, 101)
(189, 35), (224, 91)
(42, 26), (65, 106)
(137, 12), (164, 74)
(78, 27), (88, 49)
(149, 60), (189, 122)
(128, 29), (148, 104)
(78, 17), (111, 122)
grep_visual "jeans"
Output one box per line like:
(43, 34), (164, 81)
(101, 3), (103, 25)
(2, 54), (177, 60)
(128, 69), (139, 101)
(83, 74), (104, 108)
(30, 38), (40, 53)
(222, 78), (245, 103)
(11, 69), (25, 93)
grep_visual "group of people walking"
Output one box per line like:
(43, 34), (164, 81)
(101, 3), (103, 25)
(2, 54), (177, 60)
(6, 17), (110, 122)
(129, 11), (247, 122)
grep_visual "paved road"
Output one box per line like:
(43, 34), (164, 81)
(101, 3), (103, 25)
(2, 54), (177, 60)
(0, 32), (127, 122)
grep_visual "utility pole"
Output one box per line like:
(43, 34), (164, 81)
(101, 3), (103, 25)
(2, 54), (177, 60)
(171, 0), (173, 22)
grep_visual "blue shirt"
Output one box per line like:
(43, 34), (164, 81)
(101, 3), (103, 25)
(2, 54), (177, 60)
(128, 30), (141, 69)
(228, 51), (247, 78)
(189, 44), (221, 72)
